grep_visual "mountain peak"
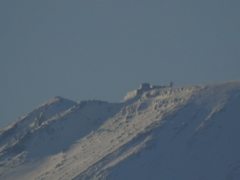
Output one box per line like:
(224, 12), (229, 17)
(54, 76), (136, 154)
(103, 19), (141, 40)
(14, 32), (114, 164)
(42, 96), (76, 105)
(122, 83), (172, 102)
(1, 80), (240, 180)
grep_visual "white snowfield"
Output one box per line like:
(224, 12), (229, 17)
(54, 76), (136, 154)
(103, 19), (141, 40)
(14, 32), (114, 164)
(0, 80), (240, 180)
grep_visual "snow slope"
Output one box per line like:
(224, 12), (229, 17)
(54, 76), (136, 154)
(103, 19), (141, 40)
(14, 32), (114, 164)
(0, 80), (240, 180)
(0, 97), (77, 154)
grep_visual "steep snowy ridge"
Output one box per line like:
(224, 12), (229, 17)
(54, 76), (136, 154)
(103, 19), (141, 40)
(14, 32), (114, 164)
(92, 81), (240, 180)
(0, 80), (240, 180)
(24, 100), (124, 158)
(0, 97), (77, 154)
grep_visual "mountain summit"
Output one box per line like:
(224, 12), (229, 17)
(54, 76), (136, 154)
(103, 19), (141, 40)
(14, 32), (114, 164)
(0, 80), (240, 180)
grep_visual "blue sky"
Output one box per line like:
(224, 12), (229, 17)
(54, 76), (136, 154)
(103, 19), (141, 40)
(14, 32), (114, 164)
(1, 1), (240, 129)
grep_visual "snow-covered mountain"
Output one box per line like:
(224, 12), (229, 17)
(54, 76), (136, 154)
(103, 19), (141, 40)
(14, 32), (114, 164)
(1, 80), (240, 180)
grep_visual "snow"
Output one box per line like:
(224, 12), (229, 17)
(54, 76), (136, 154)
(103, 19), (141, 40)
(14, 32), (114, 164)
(0, 80), (240, 180)
(122, 83), (168, 102)
(0, 97), (77, 155)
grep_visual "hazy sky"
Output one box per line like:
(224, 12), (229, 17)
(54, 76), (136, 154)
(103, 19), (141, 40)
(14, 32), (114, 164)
(1, 1), (240, 129)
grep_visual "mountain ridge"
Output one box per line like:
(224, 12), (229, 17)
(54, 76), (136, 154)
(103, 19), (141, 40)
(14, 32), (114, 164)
(0, 80), (240, 180)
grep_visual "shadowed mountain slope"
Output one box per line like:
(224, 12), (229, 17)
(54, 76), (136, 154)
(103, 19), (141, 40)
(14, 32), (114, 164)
(0, 80), (240, 180)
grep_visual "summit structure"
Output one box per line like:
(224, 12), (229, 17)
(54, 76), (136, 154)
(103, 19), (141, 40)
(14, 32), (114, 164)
(123, 82), (171, 102)
(0, 80), (240, 180)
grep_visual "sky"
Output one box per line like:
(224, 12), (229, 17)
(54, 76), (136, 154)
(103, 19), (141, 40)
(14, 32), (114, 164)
(1, 1), (240, 129)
